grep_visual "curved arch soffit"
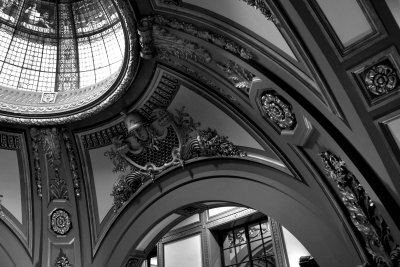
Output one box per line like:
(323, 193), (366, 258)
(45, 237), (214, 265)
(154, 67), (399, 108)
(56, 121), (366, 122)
(97, 159), (363, 267)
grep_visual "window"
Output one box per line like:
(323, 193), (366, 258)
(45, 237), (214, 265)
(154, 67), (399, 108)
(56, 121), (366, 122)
(221, 218), (276, 267)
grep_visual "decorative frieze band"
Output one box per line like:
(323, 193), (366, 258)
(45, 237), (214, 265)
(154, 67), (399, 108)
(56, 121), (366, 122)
(81, 122), (127, 150)
(0, 133), (21, 150)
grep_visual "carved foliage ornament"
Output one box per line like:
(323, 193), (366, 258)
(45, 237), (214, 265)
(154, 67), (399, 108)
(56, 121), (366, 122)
(106, 107), (246, 211)
(260, 93), (296, 130)
(137, 16), (212, 64)
(51, 209), (72, 236)
(364, 64), (398, 97)
(240, 0), (275, 22)
(31, 128), (69, 201)
(30, 129), (43, 197)
(319, 151), (400, 267)
(152, 15), (252, 60)
(217, 60), (256, 93)
(53, 248), (72, 267)
(62, 129), (80, 197)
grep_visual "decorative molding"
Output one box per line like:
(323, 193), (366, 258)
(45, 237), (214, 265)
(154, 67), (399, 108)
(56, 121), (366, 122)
(30, 128), (43, 198)
(307, 0), (384, 59)
(158, 60), (241, 106)
(137, 16), (212, 64)
(351, 48), (400, 107)
(259, 92), (296, 131)
(110, 171), (149, 212)
(319, 151), (400, 267)
(40, 92), (57, 104)
(270, 219), (288, 267)
(31, 128), (69, 201)
(106, 107), (246, 211)
(53, 248), (72, 267)
(62, 129), (80, 196)
(137, 73), (180, 119)
(0, 133), (21, 150)
(137, 17), (155, 59)
(81, 122), (127, 150)
(50, 209), (72, 236)
(240, 0), (276, 22)
(50, 169), (69, 201)
(152, 15), (252, 60)
(364, 64), (398, 97)
(216, 60), (256, 94)
(154, 24), (212, 64)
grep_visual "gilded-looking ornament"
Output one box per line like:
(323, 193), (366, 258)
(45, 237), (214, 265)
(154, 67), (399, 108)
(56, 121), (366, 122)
(241, 0), (275, 22)
(364, 65), (398, 96)
(261, 93), (296, 130)
(217, 60), (256, 93)
(152, 15), (252, 60)
(319, 151), (400, 267)
(106, 107), (246, 211)
(51, 209), (72, 235)
(53, 249), (72, 267)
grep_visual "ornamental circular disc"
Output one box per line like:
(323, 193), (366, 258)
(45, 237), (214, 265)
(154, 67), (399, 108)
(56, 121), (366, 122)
(50, 209), (72, 235)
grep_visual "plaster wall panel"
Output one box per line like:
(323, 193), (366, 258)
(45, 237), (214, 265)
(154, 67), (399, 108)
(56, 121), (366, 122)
(0, 149), (22, 223)
(183, 0), (296, 60)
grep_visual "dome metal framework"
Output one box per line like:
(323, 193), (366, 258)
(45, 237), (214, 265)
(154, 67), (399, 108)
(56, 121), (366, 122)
(0, 0), (137, 122)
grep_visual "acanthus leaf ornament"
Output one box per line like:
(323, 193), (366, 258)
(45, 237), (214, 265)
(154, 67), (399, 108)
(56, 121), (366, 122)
(50, 209), (72, 236)
(152, 15), (253, 60)
(62, 129), (80, 197)
(319, 151), (400, 267)
(106, 107), (246, 211)
(260, 93), (296, 131)
(241, 0), (276, 22)
(364, 65), (398, 97)
(53, 248), (72, 267)
(217, 60), (256, 93)
(31, 127), (69, 200)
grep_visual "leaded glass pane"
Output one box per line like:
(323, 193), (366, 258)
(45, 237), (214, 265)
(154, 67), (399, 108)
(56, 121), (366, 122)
(223, 231), (234, 249)
(248, 222), (262, 241)
(20, 1), (56, 34)
(73, 0), (109, 35)
(234, 227), (246, 245)
(224, 248), (237, 265)
(235, 244), (249, 264)
(0, 0), (21, 25)
(0, 0), (126, 93)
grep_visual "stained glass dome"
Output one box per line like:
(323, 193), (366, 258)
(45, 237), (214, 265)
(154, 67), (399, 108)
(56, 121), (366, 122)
(0, 0), (137, 123)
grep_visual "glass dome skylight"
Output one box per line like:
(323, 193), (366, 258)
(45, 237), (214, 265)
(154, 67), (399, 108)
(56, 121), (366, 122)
(0, 0), (125, 92)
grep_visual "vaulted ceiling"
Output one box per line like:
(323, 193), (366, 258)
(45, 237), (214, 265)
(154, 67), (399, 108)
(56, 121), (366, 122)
(0, 0), (400, 267)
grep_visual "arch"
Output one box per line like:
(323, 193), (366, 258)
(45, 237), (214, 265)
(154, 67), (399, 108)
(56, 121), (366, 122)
(92, 159), (364, 267)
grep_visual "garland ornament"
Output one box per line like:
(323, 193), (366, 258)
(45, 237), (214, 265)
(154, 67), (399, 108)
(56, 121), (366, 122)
(106, 107), (246, 211)
(319, 151), (400, 267)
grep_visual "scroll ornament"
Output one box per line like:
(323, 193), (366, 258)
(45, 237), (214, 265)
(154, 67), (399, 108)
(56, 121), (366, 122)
(106, 107), (246, 211)
(319, 151), (400, 267)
